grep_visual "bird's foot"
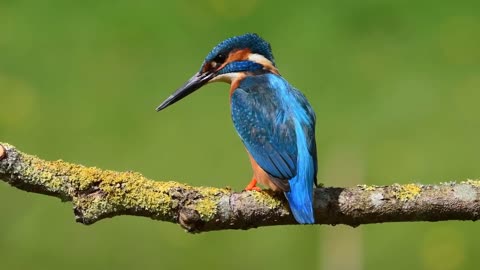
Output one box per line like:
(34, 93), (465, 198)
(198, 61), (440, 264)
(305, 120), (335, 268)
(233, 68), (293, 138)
(244, 178), (262, 191)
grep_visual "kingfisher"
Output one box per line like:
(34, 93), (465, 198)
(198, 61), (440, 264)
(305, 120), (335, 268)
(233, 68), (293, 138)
(156, 33), (317, 224)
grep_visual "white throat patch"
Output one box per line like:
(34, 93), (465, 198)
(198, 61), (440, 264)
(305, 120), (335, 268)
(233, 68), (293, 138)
(209, 72), (243, 83)
(247, 53), (275, 67)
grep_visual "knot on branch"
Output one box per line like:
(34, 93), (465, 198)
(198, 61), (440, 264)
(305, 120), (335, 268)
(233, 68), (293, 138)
(179, 208), (204, 232)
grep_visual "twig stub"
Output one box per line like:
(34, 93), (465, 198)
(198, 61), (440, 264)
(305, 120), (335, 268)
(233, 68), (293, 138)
(0, 144), (6, 160)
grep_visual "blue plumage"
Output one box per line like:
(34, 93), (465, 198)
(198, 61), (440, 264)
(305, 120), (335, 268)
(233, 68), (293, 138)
(231, 73), (317, 224)
(218, 61), (263, 75)
(203, 33), (275, 68)
(157, 33), (318, 224)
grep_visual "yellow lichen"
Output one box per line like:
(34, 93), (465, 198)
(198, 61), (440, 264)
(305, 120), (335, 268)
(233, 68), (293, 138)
(358, 184), (378, 191)
(191, 186), (229, 220)
(12, 149), (194, 217)
(193, 198), (218, 220)
(396, 183), (422, 201)
(462, 179), (480, 187)
(251, 190), (282, 209)
(197, 186), (226, 197)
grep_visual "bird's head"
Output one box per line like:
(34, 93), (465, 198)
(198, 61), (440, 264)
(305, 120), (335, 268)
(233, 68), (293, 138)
(156, 33), (277, 111)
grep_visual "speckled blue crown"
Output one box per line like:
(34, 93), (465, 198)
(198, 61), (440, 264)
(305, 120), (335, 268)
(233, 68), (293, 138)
(204, 33), (275, 66)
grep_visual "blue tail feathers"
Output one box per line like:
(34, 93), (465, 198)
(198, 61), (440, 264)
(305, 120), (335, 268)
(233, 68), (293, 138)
(285, 121), (315, 224)
(285, 178), (315, 224)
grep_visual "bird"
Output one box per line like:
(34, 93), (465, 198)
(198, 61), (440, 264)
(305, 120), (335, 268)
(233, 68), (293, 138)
(156, 33), (317, 224)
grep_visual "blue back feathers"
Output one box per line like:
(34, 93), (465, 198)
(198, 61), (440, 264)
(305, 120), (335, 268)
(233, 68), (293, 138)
(231, 73), (317, 224)
(203, 33), (276, 67)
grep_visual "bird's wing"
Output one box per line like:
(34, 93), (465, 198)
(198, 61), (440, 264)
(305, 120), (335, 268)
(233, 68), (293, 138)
(231, 79), (317, 190)
(290, 87), (318, 187)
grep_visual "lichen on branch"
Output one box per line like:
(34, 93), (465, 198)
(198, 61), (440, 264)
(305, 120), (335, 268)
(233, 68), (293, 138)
(1, 142), (480, 233)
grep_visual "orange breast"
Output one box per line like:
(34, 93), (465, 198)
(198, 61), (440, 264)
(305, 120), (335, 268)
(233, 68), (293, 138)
(247, 152), (282, 191)
(229, 73), (246, 98)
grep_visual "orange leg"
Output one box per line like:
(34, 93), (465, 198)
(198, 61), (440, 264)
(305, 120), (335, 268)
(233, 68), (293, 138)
(244, 178), (262, 191)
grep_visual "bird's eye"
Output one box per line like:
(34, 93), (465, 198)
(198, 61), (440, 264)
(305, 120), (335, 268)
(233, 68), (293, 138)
(208, 53), (227, 70)
(210, 53), (226, 69)
(213, 53), (226, 63)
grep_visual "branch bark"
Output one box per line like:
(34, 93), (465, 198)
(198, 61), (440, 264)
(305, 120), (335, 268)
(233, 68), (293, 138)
(1, 142), (479, 232)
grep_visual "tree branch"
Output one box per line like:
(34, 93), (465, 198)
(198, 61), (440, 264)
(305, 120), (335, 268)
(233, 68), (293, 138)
(1, 142), (479, 232)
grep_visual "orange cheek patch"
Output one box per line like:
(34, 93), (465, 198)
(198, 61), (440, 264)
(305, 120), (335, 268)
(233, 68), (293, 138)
(218, 48), (251, 71)
(229, 48), (251, 61)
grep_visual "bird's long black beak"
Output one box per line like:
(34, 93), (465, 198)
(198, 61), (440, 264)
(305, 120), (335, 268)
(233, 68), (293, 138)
(156, 71), (214, 111)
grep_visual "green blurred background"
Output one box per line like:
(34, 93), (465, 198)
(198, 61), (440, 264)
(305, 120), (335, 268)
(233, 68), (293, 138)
(1, 0), (479, 269)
